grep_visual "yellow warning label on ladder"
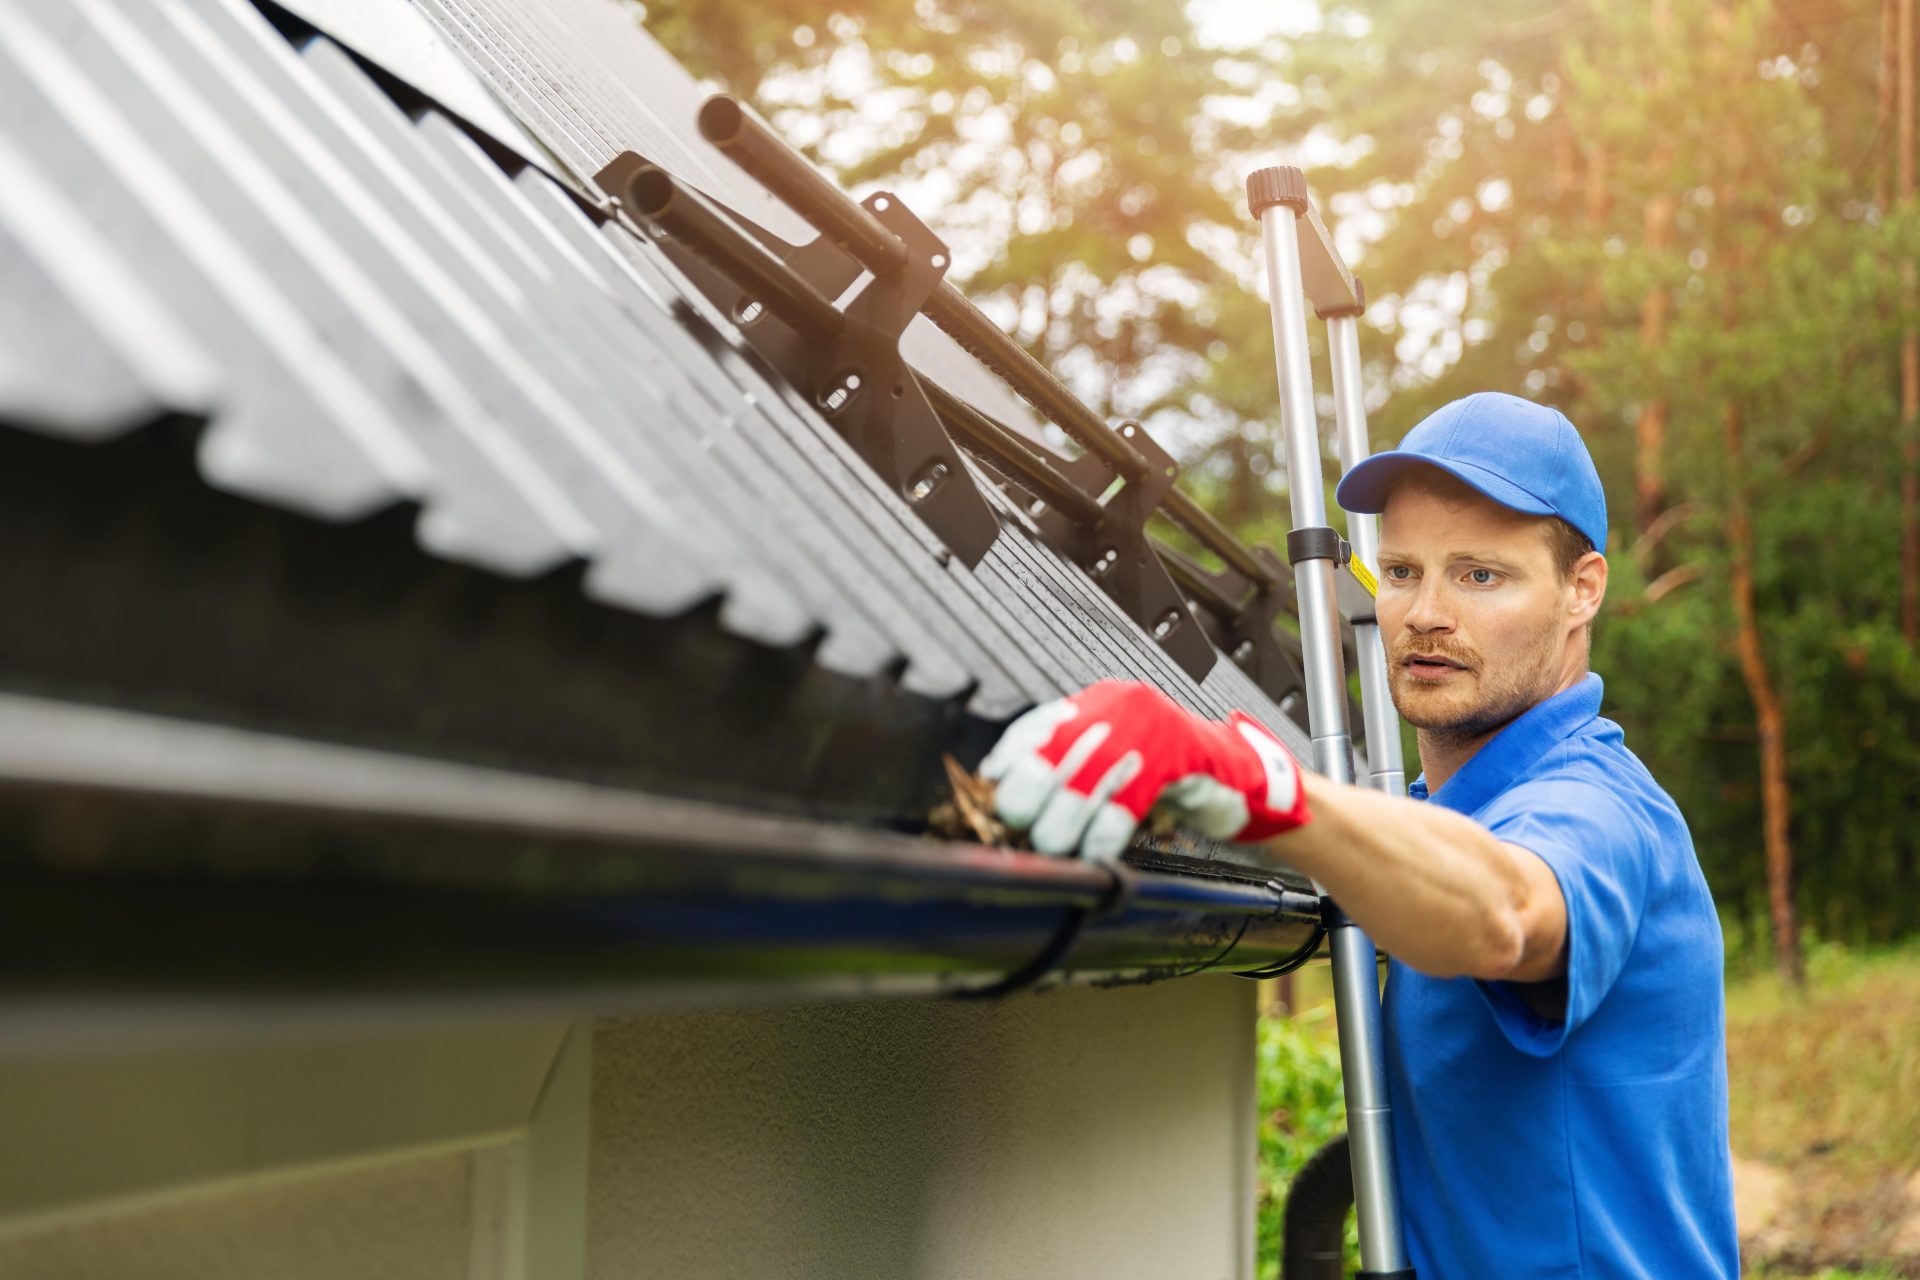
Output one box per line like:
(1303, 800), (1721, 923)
(1349, 559), (1378, 598)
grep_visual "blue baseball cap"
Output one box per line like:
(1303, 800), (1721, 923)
(1335, 391), (1609, 554)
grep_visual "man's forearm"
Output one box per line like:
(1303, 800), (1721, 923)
(1262, 773), (1557, 980)
(973, 681), (1564, 980)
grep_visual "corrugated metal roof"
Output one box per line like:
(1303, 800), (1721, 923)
(0, 0), (1314, 791)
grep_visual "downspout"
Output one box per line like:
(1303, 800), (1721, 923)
(1283, 1134), (1354, 1280)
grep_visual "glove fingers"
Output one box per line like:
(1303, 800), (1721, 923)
(1030, 749), (1142, 858)
(979, 699), (1078, 782)
(977, 684), (1309, 855)
(1156, 774), (1252, 840)
(992, 754), (1059, 829)
(1110, 766), (1179, 822)
(1080, 803), (1142, 863)
(993, 720), (1111, 829)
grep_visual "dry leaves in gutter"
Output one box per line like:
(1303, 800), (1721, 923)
(927, 754), (1185, 849)
(927, 754), (1023, 848)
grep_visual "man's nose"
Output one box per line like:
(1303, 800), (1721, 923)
(1402, 578), (1454, 634)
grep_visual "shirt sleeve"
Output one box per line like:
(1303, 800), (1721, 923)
(1473, 775), (1653, 1056)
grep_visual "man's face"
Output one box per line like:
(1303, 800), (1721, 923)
(1374, 479), (1578, 743)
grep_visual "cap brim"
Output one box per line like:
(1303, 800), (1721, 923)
(1335, 452), (1557, 520)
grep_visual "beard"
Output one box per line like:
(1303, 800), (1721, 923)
(1387, 617), (1563, 748)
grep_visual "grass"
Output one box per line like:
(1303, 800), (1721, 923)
(1725, 938), (1920, 1175)
(1746, 1269), (1908, 1279)
(1725, 937), (1920, 1272)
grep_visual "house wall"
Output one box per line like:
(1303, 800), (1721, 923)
(0, 978), (1259, 1280)
(589, 976), (1260, 1280)
(0, 1149), (478, 1280)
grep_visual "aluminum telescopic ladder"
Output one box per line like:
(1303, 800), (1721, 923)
(1249, 164), (1414, 1279)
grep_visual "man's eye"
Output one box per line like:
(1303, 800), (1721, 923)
(1384, 566), (1413, 581)
(1467, 568), (1499, 585)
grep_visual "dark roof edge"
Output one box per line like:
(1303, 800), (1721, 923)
(0, 693), (1324, 1008)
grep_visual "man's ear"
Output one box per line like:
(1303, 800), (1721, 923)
(1569, 551), (1607, 626)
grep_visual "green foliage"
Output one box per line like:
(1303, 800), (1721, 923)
(641, 0), (1920, 944)
(1254, 1008), (1355, 1279)
(634, 0), (1282, 430)
(1259, 0), (1920, 945)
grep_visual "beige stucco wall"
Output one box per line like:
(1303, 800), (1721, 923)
(589, 976), (1259, 1280)
(0, 977), (1259, 1280)
(0, 1149), (476, 1280)
(0, 1016), (587, 1280)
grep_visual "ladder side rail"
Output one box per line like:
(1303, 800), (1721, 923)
(1327, 311), (1408, 799)
(1258, 201), (1352, 786)
(1253, 167), (1414, 1280)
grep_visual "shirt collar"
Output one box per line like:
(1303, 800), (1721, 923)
(1406, 673), (1604, 814)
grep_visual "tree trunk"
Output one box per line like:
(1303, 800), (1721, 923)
(1581, 146), (1609, 331)
(1635, 0), (1675, 537)
(1722, 402), (1802, 985)
(1901, 0), (1919, 647)
(1218, 433), (1260, 530)
(1635, 187), (1673, 536)
(1553, 119), (1576, 204)
(1883, 0), (1899, 215)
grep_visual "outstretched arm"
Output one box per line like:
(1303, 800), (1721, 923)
(981, 681), (1567, 983)
(1270, 772), (1567, 982)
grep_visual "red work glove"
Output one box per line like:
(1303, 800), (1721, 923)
(978, 680), (1311, 861)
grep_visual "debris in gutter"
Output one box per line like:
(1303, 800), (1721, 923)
(927, 754), (1192, 851)
(928, 754), (1022, 847)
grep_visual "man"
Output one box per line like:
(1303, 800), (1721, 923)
(980, 392), (1739, 1278)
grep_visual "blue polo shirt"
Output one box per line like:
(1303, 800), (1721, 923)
(1383, 674), (1738, 1278)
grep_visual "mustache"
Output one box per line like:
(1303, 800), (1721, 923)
(1392, 637), (1478, 669)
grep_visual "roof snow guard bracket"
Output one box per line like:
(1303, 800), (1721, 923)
(597, 113), (1000, 568)
(1025, 423), (1219, 681)
(913, 383), (1218, 684)
(1157, 541), (1307, 708)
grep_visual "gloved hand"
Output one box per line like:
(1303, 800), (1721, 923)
(978, 680), (1311, 861)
